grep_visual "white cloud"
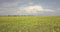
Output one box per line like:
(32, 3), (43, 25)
(17, 5), (54, 14)
(43, 9), (54, 12)
(0, 0), (55, 15)
(57, 8), (60, 10)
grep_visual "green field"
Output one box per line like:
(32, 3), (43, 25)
(0, 16), (60, 32)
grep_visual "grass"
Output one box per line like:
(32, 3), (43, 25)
(0, 16), (60, 32)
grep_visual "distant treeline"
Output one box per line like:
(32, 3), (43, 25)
(0, 15), (35, 16)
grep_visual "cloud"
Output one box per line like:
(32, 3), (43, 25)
(57, 8), (60, 10)
(0, 0), (58, 15)
(43, 9), (54, 12)
(17, 5), (54, 14)
(21, 5), (43, 13)
(0, 0), (20, 15)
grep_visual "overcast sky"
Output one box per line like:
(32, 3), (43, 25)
(0, 0), (60, 16)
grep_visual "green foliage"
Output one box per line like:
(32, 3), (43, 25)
(0, 16), (60, 32)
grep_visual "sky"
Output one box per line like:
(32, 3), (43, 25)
(0, 0), (60, 16)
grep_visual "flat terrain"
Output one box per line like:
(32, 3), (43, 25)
(0, 16), (60, 32)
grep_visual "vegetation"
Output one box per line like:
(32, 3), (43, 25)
(0, 16), (60, 32)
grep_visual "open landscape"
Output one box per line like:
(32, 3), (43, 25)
(0, 0), (60, 32)
(0, 16), (60, 32)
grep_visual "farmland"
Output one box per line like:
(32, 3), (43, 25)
(0, 16), (60, 32)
